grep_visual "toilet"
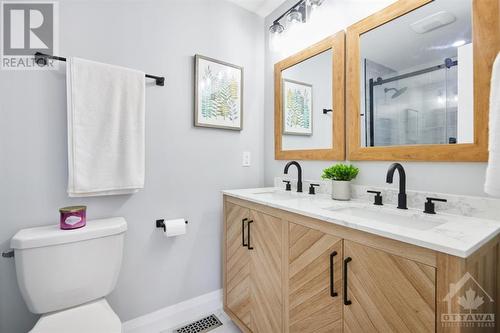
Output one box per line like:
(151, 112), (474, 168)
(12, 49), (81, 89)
(10, 217), (127, 333)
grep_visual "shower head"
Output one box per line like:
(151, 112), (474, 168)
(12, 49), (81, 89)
(384, 87), (408, 99)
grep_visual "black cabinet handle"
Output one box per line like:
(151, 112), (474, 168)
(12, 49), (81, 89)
(330, 251), (338, 297)
(241, 218), (248, 247)
(247, 220), (254, 250)
(343, 257), (352, 305)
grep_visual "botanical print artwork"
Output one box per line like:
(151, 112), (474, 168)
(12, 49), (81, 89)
(195, 55), (243, 130)
(283, 79), (313, 135)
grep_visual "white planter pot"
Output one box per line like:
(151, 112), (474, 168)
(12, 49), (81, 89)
(332, 180), (351, 201)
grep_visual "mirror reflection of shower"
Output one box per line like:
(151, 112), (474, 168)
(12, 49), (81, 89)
(384, 87), (408, 99)
(363, 56), (464, 147)
(359, 0), (474, 148)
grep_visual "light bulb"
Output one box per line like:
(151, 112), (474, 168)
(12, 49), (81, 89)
(287, 8), (302, 24)
(270, 32), (283, 52)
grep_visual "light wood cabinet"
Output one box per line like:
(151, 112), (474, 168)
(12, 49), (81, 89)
(225, 202), (251, 328)
(288, 222), (343, 333)
(223, 195), (499, 333)
(249, 209), (283, 333)
(343, 240), (436, 333)
(223, 202), (283, 333)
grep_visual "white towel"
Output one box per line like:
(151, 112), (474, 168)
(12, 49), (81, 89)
(66, 57), (145, 197)
(485, 52), (500, 197)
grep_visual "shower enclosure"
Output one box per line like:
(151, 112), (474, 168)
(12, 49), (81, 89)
(364, 58), (459, 147)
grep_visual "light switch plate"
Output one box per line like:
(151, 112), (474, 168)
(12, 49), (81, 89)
(242, 152), (251, 167)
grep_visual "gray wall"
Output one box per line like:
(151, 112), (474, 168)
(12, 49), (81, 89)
(264, 0), (488, 197)
(0, 1), (264, 332)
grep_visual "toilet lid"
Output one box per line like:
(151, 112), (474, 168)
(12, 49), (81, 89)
(30, 299), (121, 333)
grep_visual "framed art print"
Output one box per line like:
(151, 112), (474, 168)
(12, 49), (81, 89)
(282, 79), (313, 136)
(195, 55), (243, 130)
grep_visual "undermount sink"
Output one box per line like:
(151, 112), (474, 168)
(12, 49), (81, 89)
(327, 206), (447, 231)
(251, 190), (296, 201)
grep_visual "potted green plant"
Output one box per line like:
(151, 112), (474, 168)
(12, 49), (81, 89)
(321, 163), (359, 200)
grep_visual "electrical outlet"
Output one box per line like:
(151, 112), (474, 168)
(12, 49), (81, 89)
(242, 152), (251, 167)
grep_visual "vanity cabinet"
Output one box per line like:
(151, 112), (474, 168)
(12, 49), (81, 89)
(288, 222), (343, 333)
(343, 240), (436, 333)
(286, 225), (435, 333)
(224, 202), (283, 333)
(225, 203), (251, 328)
(223, 195), (499, 333)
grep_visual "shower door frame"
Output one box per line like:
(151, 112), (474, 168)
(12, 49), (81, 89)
(346, 0), (499, 162)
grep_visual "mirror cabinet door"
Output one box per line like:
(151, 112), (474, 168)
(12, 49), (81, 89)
(347, 0), (499, 161)
(275, 32), (345, 160)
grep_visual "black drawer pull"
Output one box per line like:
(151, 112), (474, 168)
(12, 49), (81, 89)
(343, 257), (352, 305)
(247, 220), (254, 250)
(330, 251), (338, 297)
(241, 218), (248, 247)
(344, 257), (352, 305)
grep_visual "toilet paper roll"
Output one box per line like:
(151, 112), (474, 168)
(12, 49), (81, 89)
(163, 218), (187, 237)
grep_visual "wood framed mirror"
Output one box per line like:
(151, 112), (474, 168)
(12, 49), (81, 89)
(275, 31), (345, 160)
(346, 0), (499, 161)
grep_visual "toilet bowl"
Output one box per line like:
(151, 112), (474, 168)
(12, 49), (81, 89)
(10, 217), (127, 332)
(30, 299), (121, 333)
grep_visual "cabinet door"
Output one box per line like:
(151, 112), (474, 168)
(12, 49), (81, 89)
(288, 222), (343, 333)
(249, 209), (283, 333)
(225, 202), (251, 328)
(343, 240), (436, 333)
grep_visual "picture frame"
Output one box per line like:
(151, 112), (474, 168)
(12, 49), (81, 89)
(194, 54), (243, 130)
(282, 78), (313, 136)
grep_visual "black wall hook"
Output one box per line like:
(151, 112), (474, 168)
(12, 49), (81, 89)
(156, 219), (188, 232)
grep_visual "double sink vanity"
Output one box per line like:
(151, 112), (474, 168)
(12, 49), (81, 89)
(222, 0), (500, 332)
(222, 175), (500, 332)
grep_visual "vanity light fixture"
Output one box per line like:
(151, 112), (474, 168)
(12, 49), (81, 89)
(287, 8), (302, 24)
(269, 0), (324, 35)
(269, 21), (285, 34)
(307, 0), (324, 8)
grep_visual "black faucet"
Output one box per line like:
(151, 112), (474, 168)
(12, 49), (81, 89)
(284, 161), (303, 193)
(386, 163), (407, 209)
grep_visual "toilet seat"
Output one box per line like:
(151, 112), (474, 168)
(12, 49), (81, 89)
(30, 298), (121, 333)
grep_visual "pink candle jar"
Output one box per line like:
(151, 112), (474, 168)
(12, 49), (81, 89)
(59, 206), (86, 230)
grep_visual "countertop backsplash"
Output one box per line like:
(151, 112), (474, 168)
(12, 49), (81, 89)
(274, 177), (500, 221)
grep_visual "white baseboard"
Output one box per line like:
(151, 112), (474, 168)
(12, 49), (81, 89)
(122, 289), (223, 333)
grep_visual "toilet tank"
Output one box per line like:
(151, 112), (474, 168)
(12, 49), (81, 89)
(11, 217), (127, 314)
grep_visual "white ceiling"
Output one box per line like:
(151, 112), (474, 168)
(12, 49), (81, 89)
(226, 0), (287, 17)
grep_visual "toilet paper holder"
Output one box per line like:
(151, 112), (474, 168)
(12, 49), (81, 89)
(156, 219), (188, 232)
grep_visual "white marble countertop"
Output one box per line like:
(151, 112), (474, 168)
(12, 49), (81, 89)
(223, 187), (500, 258)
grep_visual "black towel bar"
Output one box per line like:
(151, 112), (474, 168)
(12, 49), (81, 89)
(34, 52), (165, 86)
